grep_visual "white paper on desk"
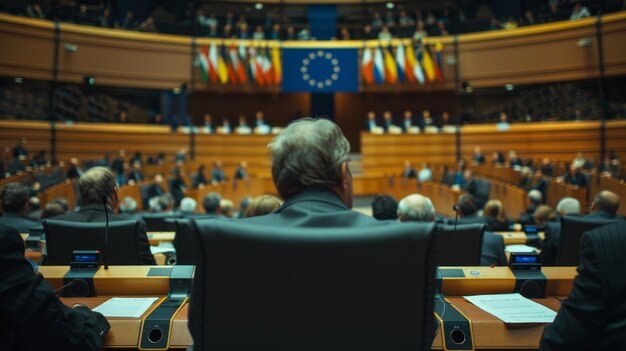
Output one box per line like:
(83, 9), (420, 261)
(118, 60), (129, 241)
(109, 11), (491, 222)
(93, 297), (159, 318)
(505, 244), (538, 253)
(150, 246), (175, 255)
(464, 293), (557, 324)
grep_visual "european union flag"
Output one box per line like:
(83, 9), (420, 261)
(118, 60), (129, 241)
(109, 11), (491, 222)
(282, 48), (359, 93)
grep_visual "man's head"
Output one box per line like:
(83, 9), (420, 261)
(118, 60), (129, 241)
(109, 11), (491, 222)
(367, 111), (376, 120)
(1, 182), (30, 215)
(78, 167), (118, 208)
(556, 197), (580, 216)
(528, 189), (543, 207)
(403, 110), (412, 119)
(383, 111), (392, 121)
(269, 118), (353, 207)
(255, 111), (264, 120)
(180, 197), (197, 214)
(119, 196), (138, 214)
(457, 194), (478, 217)
(397, 194), (435, 222)
(203, 192), (222, 214)
(371, 194), (398, 220)
(591, 190), (620, 216)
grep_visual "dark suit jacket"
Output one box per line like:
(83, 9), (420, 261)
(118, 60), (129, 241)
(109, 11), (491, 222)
(0, 212), (39, 233)
(0, 225), (109, 350)
(51, 204), (155, 264)
(585, 211), (618, 220)
(239, 189), (382, 228)
(481, 232), (507, 266)
(127, 170), (144, 183)
(541, 221), (626, 351)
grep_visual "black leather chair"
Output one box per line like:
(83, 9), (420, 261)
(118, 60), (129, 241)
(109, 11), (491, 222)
(141, 213), (181, 232)
(173, 219), (202, 266)
(189, 221), (437, 351)
(434, 224), (485, 266)
(42, 219), (145, 265)
(556, 216), (622, 266)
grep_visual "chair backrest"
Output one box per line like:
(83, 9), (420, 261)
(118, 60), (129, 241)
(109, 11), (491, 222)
(173, 219), (202, 266)
(189, 220), (437, 351)
(141, 213), (181, 232)
(434, 223), (485, 266)
(42, 219), (144, 265)
(556, 216), (623, 266)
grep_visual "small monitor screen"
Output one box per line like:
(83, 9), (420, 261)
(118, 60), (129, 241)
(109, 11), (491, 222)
(524, 226), (539, 234)
(514, 255), (539, 264)
(73, 254), (99, 263)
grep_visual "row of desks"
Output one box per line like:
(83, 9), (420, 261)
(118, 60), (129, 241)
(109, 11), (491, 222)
(43, 265), (576, 350)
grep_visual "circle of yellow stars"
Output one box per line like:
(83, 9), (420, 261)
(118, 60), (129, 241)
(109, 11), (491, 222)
(300, 50), (341, 89)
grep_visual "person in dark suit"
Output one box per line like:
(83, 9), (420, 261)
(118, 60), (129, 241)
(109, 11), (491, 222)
(382, 111), (396, 133)
(472, 146), (486, 165)
(518, 189), (543, 225)
(401, 110), (415, 132)
(0, 224), (110, 350)
(234, 161), (248, 180)
(455, 194), (507, 266)
(365, 111), (380, 132)
(483, 199), (510, 231)
(238, 118), (381, 228)
(211, 161), (227, 184)
(12, 137), (28, 158)
(110, 149), (126, 175)
(51, 167), (156, 265)
(0, 182), (38, 233)
(127, 161), (144, 183)
(193, 164), (208, 188)
(401, 160), (417, 178)
(169, 168), (187, 207)
(66, 157), (84, 179)
(584, 190), (620, 219)
(540, 197), (581, 266)
(371, 194), (398, 220)
(541, 221), (626, 350)
(563, 164), (588, 187)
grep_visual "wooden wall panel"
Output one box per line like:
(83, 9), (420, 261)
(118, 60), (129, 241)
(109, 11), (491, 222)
(605, 120), (626, 157)
(0, 14), (55, 81)
(0, 120), (51, 158)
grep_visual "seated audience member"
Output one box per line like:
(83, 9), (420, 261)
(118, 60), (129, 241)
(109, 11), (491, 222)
(237, 118), (381, 228)
(130, 151), (143, 165)
(52, 167), (156, 265)
(382, 111), (397, 133)
(483, 199), (510, 231)
(586, 190), (621, 219)
(572, 152), (591, 169)
(66, 157), (84, 179)
(401, 110), (415, 132)
(179, 197), (197, 215)
(397, 194), (436, 223)
(234, 161), (249, 180)
(119, 196), (138, 216)
(220, 199), (235, 218)
(496, 112), (510, 130)
(219, 117), (232, 134)
(541, 197), (581, 266)
(236, 196), (252, 218)
(455, 194), (507, 266)
(371, 195), (398, 220)
(203, 114), (214, 133)
(402, 160), (417, 179)
(365, 111), (380, 132)
(42, 202), (67, 219)
(508, 150), (523, 169)
(12, 138), (28, 159)
(127, 161), (144, 184)
(202, 192), (222, 217)
(541, 158), (554, 177)
(377, 26), (392, 40)
(455, 194), (486, 225)
(533, 205), (557, 227)
(236, 115), (252, 134)
(519, 189), (543, 225)
(244, 195), (282, 218)
(418, 163), (433, 183)
(420, 110), (433, 129)
(169, 168), (187, 207)
(0, 183), (38, 233)
(569, 2), (591, 20)
(563, 164), (587, 187)
(472, 146), (486, 165)
(26, 197), (41, 221)
(529, 169), (548, 200)
(0, 224), (110, 349)
(211, 161), (227, 184)
(193, 164), (208, 188)
(254, 111), (271, 134)
(492, 151), (506, 165)
(541, 221), (626, 350)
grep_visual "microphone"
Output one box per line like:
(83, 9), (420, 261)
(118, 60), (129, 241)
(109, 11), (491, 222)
(101, 192), (110, 270)
(452, 205), (460, 232)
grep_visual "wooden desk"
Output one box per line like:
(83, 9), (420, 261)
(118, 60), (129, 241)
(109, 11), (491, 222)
(494, 231), (545, 245)
(60, 297), (192, 349)
(147, 231), (176, 245)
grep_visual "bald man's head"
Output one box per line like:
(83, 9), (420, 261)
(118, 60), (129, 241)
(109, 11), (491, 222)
(397, 194), (436, 222)
(592, 190), (620, 216)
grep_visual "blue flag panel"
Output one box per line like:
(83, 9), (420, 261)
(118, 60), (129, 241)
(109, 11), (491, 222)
(282, 48), (359, 93)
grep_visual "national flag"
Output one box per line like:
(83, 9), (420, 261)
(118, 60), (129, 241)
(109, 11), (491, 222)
(222, 45), (237, 84)
(208, 44), (219, 83)
(406, 44), (425, 84)
(216, 45), (229, 84)
(248, 46), (259, 84)
(236, 42), (249, 84)
(198, 47), (209, 83)
(373, 47), (385, 84)
(383, 47), (398, 84)
(228, 44), (242, 84)
(403, 45), (415, 83)
(420, 43), (436, 82)
(361, 47), (374, 84)
(434, 42), (445, 81)
(260, 48), (273, 85)
(395, 43), (405, 83)
(271, 46), (282, 85)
